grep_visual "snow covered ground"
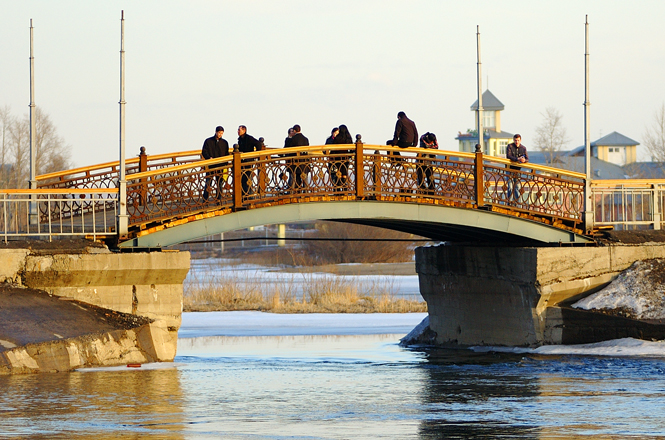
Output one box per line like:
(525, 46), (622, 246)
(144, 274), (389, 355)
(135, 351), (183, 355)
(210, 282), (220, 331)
(573, 259), (665, 320)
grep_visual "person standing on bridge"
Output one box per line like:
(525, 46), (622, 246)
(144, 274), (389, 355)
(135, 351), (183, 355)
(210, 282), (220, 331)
(331, 124), (353, 191)
(237, 125), (264, 196)
(281, 127), (296, 191)
(506, 134), (529, 203)
(288, 125), (310, 190)
(201, 126), (229, 201)
(389, 111), (418, 161)
(417, 132), (438, 195)
(325, 127), (341, 188)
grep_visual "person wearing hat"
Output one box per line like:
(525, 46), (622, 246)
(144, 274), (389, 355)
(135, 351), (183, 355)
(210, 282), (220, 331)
(201, 126), (229, 201)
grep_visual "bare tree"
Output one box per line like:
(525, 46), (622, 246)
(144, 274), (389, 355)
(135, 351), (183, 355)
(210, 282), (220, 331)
(0, 106), (14, 187)
(301, 221), (419, 265)
(0, 106), (72, 188)
(534, 107), (570, 165)
(644, 103), (665, 162)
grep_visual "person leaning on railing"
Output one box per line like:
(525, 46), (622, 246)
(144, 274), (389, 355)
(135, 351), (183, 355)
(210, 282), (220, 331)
(201, 125), (229, 201)
(505, 133), (529, 203)
(417, 132), (438, 195)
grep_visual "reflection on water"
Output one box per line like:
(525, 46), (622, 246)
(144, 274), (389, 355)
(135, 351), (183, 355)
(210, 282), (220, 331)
(2, 333), (665, 439)
(0, 367), (185, 439)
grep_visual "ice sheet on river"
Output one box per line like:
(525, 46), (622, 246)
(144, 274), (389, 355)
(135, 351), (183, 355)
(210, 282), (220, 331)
(179, 311), (428, 338)
(472, 337), (665, 357)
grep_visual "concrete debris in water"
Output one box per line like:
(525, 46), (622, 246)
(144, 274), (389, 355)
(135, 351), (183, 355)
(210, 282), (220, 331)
(573, 259), (665, 320)
(399, 316), (437, 346)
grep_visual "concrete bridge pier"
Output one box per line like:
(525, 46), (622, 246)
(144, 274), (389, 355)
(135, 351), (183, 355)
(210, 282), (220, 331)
(415, 243), (665, 347)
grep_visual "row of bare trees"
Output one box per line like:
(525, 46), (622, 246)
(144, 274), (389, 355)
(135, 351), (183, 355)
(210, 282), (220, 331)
(0, 105), (72, 189)
(534, 104), (665, 168)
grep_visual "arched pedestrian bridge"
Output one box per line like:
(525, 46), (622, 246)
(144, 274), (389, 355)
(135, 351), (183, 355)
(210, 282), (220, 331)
(1, 142), (659, 247)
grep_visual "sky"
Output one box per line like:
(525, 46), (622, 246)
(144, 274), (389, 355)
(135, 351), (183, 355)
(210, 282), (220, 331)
(2, 1), (665, 169)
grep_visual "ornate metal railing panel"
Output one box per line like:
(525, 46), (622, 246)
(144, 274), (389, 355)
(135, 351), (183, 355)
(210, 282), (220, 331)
(0, 189), (117, 242)
(591, 181), (665, 230)
(482, 160), (585, 222)
(25, 143), (594, 241)
(36, 149), (202, 190)
(120, 144), (587, 232)
(127, 157), (234, 226)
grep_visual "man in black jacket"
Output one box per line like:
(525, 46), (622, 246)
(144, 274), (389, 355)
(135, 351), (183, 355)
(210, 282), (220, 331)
(289, 124), (310, 190)
(237, 125), (264, 196)
(389, 111), (418, 162)
(201, 126), (229, 201)
(391, 111), (418, 148)
(505, 134), (529, 202)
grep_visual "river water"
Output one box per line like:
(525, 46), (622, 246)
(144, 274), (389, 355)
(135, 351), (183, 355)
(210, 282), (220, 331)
(2, 311), (665, 439)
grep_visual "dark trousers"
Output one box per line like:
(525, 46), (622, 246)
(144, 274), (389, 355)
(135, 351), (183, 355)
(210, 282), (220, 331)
(203, 170), (222, 201)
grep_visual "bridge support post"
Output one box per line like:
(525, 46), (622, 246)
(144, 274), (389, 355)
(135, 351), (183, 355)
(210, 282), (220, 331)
(355, 135), (364, 199)
(653, 184), (661, 230)
(232, 149), (242, 210)
(372, 149), (381, 197)
(138, 146), (147, 207)
(474, 144), (485, 208)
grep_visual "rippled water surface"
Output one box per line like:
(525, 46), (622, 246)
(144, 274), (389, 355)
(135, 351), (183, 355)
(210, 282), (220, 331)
(2, 313), (665, 439)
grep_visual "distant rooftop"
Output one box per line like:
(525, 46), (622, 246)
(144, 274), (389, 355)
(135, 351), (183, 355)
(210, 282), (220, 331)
(591, 131), (640, 147)
(470, 90), (504, 111)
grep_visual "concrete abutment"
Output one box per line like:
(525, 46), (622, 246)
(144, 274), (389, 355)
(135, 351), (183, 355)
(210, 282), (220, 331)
(415, 243), (665, 347)
(0, 247), (190, 374)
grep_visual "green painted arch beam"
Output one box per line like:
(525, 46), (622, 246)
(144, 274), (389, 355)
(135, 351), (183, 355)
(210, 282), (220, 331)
(120, 201), (591, 248)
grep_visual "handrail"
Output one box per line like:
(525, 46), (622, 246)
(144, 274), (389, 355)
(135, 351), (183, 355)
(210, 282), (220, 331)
(591, 179), (665, 188)
(124, 144), (586, 183)
(35, 149), (201, 181)
(0, 188), (118, 195)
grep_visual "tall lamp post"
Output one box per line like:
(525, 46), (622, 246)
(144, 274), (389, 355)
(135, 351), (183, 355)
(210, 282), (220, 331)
(117, 10), (128, 237)
(583, 15), (593, 232)
(476, 25), (484, 152)
(29, 19), (37, 227)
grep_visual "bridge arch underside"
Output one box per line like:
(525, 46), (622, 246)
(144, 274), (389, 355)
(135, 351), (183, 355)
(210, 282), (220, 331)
(122, 201), (590, 248)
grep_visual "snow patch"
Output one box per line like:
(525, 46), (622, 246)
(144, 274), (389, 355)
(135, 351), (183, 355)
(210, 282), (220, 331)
(472, 337), (665, 357)
(573, 259), (665, 320)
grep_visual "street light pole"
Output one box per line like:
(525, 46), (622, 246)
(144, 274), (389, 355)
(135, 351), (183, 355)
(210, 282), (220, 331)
(476, 25), (484, 152)
(29, 19), (37, 227)
(117, 10), (128, 237)
(584, 15), (593, 232)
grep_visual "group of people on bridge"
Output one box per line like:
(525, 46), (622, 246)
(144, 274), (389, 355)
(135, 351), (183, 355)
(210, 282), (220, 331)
(201, 112), (529, 201)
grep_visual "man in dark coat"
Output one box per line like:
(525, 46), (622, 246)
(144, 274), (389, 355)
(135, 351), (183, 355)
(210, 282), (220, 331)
(391, 111), (418, 148)
(237, 125), (264, 196)
(289, 124), (310, 190)
(505, 133), (529, 202)
(201, 126), (229, 201)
